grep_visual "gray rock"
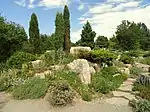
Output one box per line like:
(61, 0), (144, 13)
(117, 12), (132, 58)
(135, 63), (150, 72)
(70, 47), (91, 55)
(67, 59), (95, 84)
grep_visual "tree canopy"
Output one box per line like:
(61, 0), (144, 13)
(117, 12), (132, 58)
(80, 21), (96, 49)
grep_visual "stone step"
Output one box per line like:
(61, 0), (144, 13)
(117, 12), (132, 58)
(118, 84), (133, 92)
(113, 91), (136, 101)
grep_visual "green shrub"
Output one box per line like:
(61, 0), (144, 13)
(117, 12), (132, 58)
(135, 100), (150, 112)
(113, 60), (125, 67)
(49, 81), (74, 106)
(119, 54), (134, 64)
(0, 69), (27, 91)
(76, 49), (92, 61)
(130, 66), (143, 77)
(12, 77), (49, 100)
(79, 85), (92, 101)
(46, 71), (92, 101)
(6, 52), (37, 68)
(91, 49), (117, 66)
(91, 67), (126, 94)
(140, 57), (150, 65)
(125, 50), (142, 57)
(133, 83), (150, 100)
(143, 52), (150, 57)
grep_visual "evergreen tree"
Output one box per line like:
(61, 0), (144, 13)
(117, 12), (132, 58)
(55, 12), (64, 50)
(95, 36), (108, 48)
(29, 13), (40, 54)
(63, 5), (71, 53)
(80, 21), (96, 48)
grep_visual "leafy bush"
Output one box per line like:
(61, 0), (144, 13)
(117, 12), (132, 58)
(119, 54), (134, 64)
(91, 49), (117, 66)
(76, 49), (92, 61)
(41, 50), (75, 66)
(125, 50), (142, 57)
(91, 67), (126, 94)
(113, 60), (125, 67)
(49, 81), (74, 106)
(143, 52), (150, 57)
(0, 69), (29, 91)
(133, 83), (150, 100)
(140, 57), (150, 65)
(79, 85), (92, 101)
(12, 77), (48, 99)
(6, 52), (37, 68)
(135, 100), (150, 112)
(130, 66), (143, 77)
(46, 71), (92, 101)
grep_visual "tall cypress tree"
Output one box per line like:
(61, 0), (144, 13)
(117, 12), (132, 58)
(55, 12), (64, 50)
(80, 21), (96, 49)
(63, 5), (71, 53)
(29, 13), (40, 54)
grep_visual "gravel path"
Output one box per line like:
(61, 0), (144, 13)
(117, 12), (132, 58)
(0, 98), (133, 112)
(0, 78), (136, 112)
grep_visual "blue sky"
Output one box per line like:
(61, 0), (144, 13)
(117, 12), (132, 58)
(0, 0), (150, 42)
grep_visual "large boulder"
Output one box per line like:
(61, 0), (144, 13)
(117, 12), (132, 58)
(135, 63), (150, 72)
(67, 59), (95, 84)
(70, 47), (91, 55)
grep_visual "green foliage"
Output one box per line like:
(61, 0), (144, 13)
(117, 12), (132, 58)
(39, 34), (55, 53)
(80, 21), (96, 49)
(135, 100), (150, 112)
(125, 50), (142, 57)
(29, 13), (41, 54)
(49, 81), (74, 106)
(63, 5), (71, 53)
(143, 51), (150, 57)
(119, 54), (134, 64)
(91, 67), (126, 94)
(46, 71), (92, 101)
(95, 36), (108, 49)
(113, 60), (125, 67)
(116, 20), (150, 51)
(12, 77), (48, 100)
(80, 85), (92, 101)
(0, 69), (33, 92)
(42, 49), (74, 66)
(0, 16), (27, 61)
(133, 83), (150, 100)
(140, 57), (150, 65)
(6, 52), (37, 68)
(91, 49), (117, 66)
(76, 49), (92, 61)
(55, 12), (65, 50)
(130, 66), (143, 77)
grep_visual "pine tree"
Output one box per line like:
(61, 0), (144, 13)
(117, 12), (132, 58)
(29, 13), (40, 54)
(63, 5), (71, 53)
(81, 21), (96, 48)
(55, 12), (64, 50)
(95, 36), (108, 48)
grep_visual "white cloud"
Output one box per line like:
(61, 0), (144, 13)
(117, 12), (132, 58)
(107, 0), (128, 3)
(14, 0), (26, 7)
(71, 0), (150, 42)
(78, 4), (84, 10)
(38, 0), (69, 8)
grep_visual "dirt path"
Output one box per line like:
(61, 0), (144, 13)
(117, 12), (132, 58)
(0, 78), (136, 112)
(0, 98), (133, 112)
